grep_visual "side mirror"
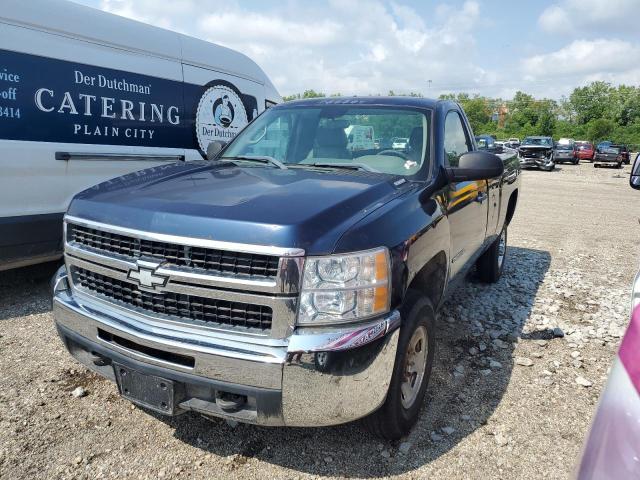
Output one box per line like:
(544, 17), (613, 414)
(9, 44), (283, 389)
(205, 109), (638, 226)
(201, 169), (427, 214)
(631, 154), (640, 190)
(206, 141), (226, 160)
(447, 151), (504, 182)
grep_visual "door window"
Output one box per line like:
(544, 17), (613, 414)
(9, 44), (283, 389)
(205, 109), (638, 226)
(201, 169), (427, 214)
(444, 111), (471, 167)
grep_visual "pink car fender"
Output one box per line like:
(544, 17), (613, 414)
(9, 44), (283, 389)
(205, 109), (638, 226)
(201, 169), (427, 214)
(576, 305), (640, 478)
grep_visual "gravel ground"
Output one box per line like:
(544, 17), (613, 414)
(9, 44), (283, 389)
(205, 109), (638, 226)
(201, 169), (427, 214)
(1, 160), (639, 480)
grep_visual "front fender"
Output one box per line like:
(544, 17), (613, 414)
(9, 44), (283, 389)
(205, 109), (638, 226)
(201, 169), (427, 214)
(333, 184), (450, 310)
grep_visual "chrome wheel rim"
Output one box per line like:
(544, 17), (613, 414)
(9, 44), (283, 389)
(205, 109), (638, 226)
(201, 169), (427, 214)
(497, 229), (507, 269)
(400, 326), (428, 409)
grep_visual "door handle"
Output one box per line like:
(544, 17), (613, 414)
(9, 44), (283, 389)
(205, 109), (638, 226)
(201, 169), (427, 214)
(56, 152), (185, 162)
(475, 192), (488, 203)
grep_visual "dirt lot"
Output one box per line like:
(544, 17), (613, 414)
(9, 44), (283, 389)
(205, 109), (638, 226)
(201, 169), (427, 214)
(1, 160), (639, 480)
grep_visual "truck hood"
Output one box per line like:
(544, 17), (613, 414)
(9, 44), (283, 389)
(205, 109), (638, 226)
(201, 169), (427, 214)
(68, 161), (408, 255)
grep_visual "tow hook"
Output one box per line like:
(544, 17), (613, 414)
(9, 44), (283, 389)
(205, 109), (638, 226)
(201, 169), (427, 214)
(90, 352), (111, 367)
(215, 391), (247, 412)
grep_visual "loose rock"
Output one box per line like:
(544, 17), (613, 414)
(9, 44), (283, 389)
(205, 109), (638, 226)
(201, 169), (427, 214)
(71, 387), (87, 398)
(515, 357), (534, 367)
(576, 376), (593, 387)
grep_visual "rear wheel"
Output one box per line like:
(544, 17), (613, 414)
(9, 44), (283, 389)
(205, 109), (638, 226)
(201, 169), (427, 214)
(476, 227), (507, 283)
(364, 290), (435, 440)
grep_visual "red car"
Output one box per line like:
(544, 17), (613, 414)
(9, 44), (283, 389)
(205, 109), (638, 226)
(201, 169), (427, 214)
(576, 142), (595, 161)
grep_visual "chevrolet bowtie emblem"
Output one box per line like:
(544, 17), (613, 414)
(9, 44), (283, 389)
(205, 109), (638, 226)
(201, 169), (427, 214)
(127, 260), (169, 291)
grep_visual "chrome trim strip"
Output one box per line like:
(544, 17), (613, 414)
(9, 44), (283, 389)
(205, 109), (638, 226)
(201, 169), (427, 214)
(64, 215), (306, 257)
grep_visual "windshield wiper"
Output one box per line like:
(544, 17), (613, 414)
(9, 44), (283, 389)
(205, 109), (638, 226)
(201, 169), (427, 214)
(301, 162), (378, 173)
(221, 155), (288, 170)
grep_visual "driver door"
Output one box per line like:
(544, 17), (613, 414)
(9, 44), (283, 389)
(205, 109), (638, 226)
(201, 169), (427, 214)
(444, 110), (489, 278)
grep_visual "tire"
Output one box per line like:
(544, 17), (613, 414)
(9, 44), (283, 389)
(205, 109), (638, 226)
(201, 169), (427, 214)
(364, 290), (435, 440)
(476, 227), (507, 283)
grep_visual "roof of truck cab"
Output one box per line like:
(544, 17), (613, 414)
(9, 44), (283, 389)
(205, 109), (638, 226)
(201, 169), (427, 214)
(1, 0), (277, 90)
(279, 96), (443, 109)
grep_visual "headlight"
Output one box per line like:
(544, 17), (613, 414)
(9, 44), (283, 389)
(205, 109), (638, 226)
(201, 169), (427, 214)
(297, 247), (390, 325)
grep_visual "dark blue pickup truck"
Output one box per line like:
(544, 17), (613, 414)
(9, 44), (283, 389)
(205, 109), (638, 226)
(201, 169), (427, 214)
(52, 97), (521, 439)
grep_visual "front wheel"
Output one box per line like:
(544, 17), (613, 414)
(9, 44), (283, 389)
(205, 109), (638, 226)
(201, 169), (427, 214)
(476, 227), (507, 283)
(364, 290), (435, 440)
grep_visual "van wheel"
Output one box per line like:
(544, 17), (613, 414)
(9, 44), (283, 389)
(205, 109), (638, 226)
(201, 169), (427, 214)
(476, 227), (507, 283)
(364, 290), (435, 441)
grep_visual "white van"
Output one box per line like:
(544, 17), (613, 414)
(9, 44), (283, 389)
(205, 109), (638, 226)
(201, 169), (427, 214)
(0, 0), (280, 270)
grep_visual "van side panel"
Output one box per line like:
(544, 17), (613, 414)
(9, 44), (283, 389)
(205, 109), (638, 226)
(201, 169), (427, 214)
(182, 65), (265, 160)
(0, 9), (277, 270)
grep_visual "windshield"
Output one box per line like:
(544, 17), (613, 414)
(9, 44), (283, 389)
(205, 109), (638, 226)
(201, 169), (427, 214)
(221, 106), (430, 176)
(523, 137), (552, 146)
(556, 144), (573, 150)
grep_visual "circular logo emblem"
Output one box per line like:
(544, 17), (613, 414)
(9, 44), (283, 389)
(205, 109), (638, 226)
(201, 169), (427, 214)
(195, 84), (248, 152)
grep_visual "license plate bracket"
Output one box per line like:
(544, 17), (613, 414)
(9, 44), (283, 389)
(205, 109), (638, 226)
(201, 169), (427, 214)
(114, 363), (175, 414)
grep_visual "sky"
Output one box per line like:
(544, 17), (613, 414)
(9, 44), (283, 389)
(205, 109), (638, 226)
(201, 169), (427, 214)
(70, 0), (640, 100)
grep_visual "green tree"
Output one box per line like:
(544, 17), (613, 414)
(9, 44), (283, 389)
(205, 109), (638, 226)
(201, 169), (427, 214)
(570, 81), (613, 124)
(587, 118), (616, 143)
(280, 87), (640, 145)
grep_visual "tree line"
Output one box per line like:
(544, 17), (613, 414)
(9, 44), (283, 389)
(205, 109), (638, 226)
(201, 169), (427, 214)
(283, 82), (640, 148)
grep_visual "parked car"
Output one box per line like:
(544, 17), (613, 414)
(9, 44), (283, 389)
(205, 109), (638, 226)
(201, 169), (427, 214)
(518, 136), (555, 171)
(575, 157), (640, 478)
(508, 137), (520, 149)
(52, 96), (521, 440)
(594, 145), (625, 168)
(576, 141), (595, 161)
(0, 0), (280, 272)
(616, 144), (631, 165)
(554, 139), (578, 165)
(392, 137), (409, 150)
(476, 134), (503, 153)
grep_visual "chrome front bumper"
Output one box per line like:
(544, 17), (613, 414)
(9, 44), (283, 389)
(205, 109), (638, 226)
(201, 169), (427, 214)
(519, 157), (554, 169)
(53, 267), (400, 427)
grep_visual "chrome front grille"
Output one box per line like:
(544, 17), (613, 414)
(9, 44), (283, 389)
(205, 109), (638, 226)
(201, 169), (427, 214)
(69, 223), (280, 279)
(72, 267), (273, 331)
(63, 216), (304, 339)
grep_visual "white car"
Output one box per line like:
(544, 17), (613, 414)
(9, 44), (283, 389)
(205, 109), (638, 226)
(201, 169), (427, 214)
(0, 0), (280, 271)
(392, 137), (409, 149)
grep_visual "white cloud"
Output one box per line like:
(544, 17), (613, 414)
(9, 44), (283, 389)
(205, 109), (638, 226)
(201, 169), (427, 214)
(538, 5), (570, 33)
(97, 0), (490, 97)
(539, 0), (640, 33)
(522, 39), (640, 77)
(90, 0), (640, 100)
(519, 39), (640, 98)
